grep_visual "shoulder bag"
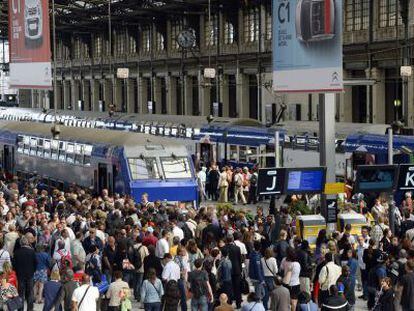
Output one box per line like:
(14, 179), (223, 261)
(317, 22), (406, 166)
(77, 285), (91, 310)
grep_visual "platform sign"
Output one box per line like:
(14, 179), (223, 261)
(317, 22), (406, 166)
(273, 0), (343, 93)
(258, 168), (286, 195)
(285, 167), (326, 194)
(8, 0), (52, 89)
(355, 165), (398, 193)
(324, 182), (345, 195)
(397, 164), (414, 191)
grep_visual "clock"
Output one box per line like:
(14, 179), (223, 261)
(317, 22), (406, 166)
(176, 29), (196, 49)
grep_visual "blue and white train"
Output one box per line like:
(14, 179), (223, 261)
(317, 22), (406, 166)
(0, 120), (197, 203)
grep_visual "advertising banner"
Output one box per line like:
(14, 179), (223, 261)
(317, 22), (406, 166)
(8, 0), (52, 89)
(273, 0), (343, 93)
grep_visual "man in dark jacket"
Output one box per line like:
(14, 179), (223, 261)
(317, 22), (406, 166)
(401, 260), (414, 311)
(13, 235), (37, 311)
(295, 239), (313, 295)
(321, 285), (350, 311)
(222, 234), (242, 308)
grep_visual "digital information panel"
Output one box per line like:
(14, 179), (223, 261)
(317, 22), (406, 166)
(285, 167), (326, 194)
(355, 165), (397, 193)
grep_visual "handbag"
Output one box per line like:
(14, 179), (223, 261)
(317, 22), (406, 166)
(6, 296), (24, 311)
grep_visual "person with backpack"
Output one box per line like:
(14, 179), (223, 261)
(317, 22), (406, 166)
(163, 279), (181, 311)
(52, 240), (73, 273)
(85, 245), (102, 284)
(140, 268), (164, 311)
(234, 168), (246, 205)
(174, 245), (189, 311)
(216, 248), (233, 304)
(188, 258), (213, 311)
(133, 236), (148, 302)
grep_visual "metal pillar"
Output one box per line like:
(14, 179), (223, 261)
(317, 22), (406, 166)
(319, 93), (336, 221)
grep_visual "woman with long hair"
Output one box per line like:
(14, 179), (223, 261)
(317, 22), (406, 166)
(315, 229), (327, 263)
(140, 268), (164, 311)
(186, 239), (204, 272)
(280, 247), (301, 311)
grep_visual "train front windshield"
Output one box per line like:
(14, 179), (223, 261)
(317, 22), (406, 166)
(161, 157), (192, 179)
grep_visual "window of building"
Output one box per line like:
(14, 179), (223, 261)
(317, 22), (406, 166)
(93, 35), (103, 58)
(141, 26), (151, 53)
(224, 20), (235, 44)
(155, 31), (165, 51)
(345, 0), (369, 31)
(205, 14), (218, 46)
(128, 32), (137, 54)
(114, 29), (127, 56)
(73, 38), (81, 59)
(379, 0), (402, 27)
(171, 19), (184, 50)
(265, 5), (272, 40)
(244, 7), (259, 43)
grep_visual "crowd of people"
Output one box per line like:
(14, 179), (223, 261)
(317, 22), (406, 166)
(0, 167), (412, 311)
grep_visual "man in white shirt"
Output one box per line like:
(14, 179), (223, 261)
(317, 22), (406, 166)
(233, 232), (247, 267)
(72, 274), (100, 311)
(356, 235), (368, 299)
(162, 253), (181, 282)
(172, 220), (184, 242)
(155, 230), (170, 259)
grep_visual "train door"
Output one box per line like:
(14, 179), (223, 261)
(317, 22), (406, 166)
(97, 163), (108, 194)
(200, 143), (213, 165)
(3, 145), (14, 173)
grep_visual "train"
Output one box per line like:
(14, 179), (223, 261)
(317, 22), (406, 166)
(1, 108), (413, 182)
(0, 120), (198, 203)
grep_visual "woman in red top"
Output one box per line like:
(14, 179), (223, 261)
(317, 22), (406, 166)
(2, 262), (17, 288)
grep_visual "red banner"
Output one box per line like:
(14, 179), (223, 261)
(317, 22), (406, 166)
(8, 0), (52, 89)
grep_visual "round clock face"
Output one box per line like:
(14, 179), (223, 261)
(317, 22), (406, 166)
(176, 29), (196, 48)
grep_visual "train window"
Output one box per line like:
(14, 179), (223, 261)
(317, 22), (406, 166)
(23, 144), (29, 155)
(84, 145), (93, 156)
(161, 157), (192, 179)
(75, 144), (83, 154)
(144, 125), (150, 134)
(194, 128), (201, 136)
(171, 127), (178, 137)
(74, 154), (83, 165)
(239, 146), (247, 162)
(164, 127), (171, 136)
(128, 158), (160, 180)
(230, 145), (238, 160)
(157, 126), (165, 136)
(58, 150), (66, 162)
(66, 143), (75, 163)
(44, 140), (51, 158)
(17, 136), (24, 153)
(37, 139), (44, 157)
(23, 136), (30, 145)
(84, 155), (91, 166)
(185, 128), (193, 138)
(150, 125), (157, 135)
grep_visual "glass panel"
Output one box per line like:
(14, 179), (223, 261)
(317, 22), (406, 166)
(161, 157), (192, 179)
(84, 155), (91, 166)
(74, 154), (83, 164)
(128, 157), (160, 180)
(84, 145), (93, 156)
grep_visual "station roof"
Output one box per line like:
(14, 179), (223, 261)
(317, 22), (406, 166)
(0, 0), (244, 37)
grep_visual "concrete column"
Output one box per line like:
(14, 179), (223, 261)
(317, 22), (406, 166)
(220, 75), (229, 117)
(408, 75), (414, 127)
(339, 70), (352, 122)
(54, 81), (62, 110)
(236, 71), (249, 118)
(138, 77), (148, 114)
(198, 71), (210, 116)
(103, 79), (113, 109)
(113, 78), (123, 111)
(63, 81), (71, 110)
(71, 80), (80, 110)
(166, 75), (177, 115)
(367, 67), (386, 124)
(184, 76), (193, 116)
(126, 78), (135, 113)
(153, 77), (162, 114)
(82, 80), (90, 111)
(91, 80), (100, 112)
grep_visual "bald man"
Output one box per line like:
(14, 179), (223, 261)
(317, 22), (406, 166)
(214, 293), (234, 311)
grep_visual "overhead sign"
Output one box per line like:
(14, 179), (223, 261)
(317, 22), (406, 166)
(273, 0), (343, 93)
(258, 168), (286, 195)
(355, 165), (398, 193)
(324, 182), (345, 195)
(285, 167), (326, 194)
(117, 68), (129, 79)
(8, 0), (52, 89)
(397, 164), (414, 191)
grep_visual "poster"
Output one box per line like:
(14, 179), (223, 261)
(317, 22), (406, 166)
(273, 0), (343, 93)
(8, 0), (52, 89)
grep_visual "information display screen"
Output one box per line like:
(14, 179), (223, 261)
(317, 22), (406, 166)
(285, 167), (326, 194)
(355, 165), (397, 192)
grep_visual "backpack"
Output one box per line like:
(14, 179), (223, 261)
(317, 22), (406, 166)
(164, 280), (180, 306)
(190, 271), (207, 299)
(182, 224), (193, 242)
(132, 245), (143, 271)
(236, 175), (243, 187)
(57, 250), (73, 270)
(250, 173), (257, 186)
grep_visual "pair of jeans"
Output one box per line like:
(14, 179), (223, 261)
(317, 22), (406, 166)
(177, 279), (188, 311)
(263, 276), (275, 309)
(144, 302), (162, 311)
(191, 295), (208, 311)
(360, 268), (368, 298)
(17, 277), (34, 311)
(134, 272), (144, 301)
(123, 269), (135, 289)
(251, 280), (266, 302)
